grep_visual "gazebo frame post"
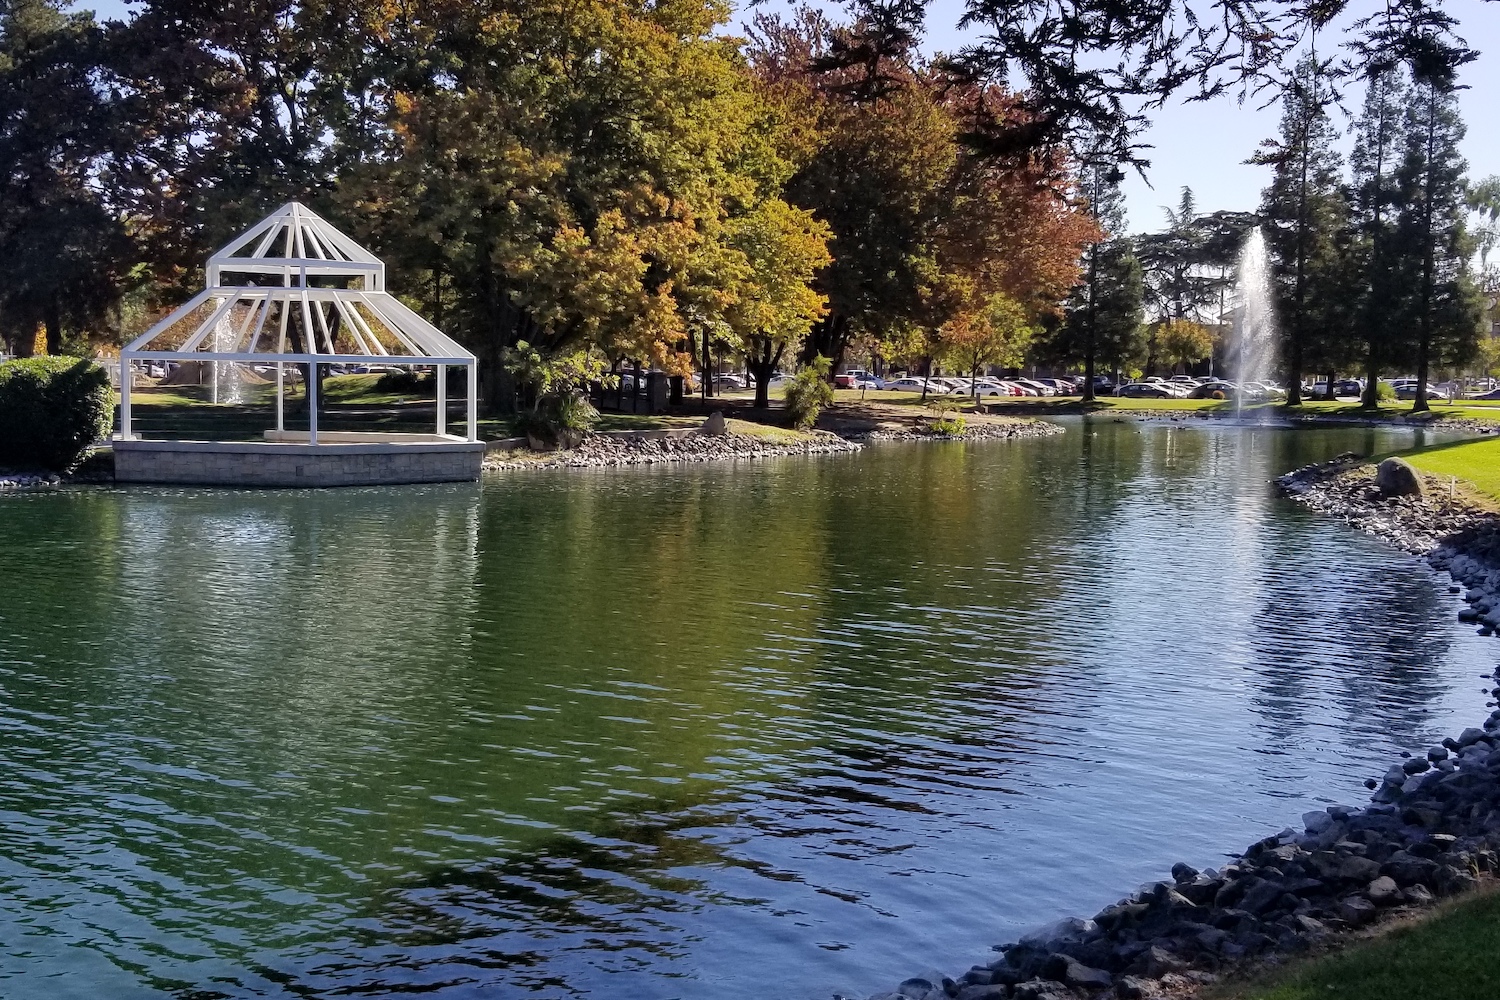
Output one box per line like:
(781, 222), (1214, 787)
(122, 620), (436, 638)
(307, 362), (318, 445)
(436, 363), (447, 437)
(275, 362), (284, 432)
(120, 359), (133, 440)
(467, 363), (478, 442)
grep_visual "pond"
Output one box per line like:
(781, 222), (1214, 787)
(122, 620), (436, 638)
(0, 420), (1491, 1000)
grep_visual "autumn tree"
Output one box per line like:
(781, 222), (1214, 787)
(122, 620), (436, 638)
(727, 200), (832, 408)
(940, 293), (1034, 400)
(1157, 319), (1215, 374)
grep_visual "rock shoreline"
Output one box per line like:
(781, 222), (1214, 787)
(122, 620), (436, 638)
(0, 470), (62, 490)
(863, 459), (1500, 1000)
(482, 419), (1060, 471)
(852, 421), (1065, 445)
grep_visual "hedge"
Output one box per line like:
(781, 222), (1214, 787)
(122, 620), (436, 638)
(0, 357), (115, 472)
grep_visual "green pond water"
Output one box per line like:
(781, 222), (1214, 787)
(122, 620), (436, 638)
(0, 420), (1492, 999)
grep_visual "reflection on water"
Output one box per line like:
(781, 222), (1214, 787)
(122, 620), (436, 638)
(0, 421), (1490, 1000)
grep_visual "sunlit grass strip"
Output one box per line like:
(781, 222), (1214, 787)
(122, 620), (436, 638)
(1401, 436), (1500, 504)
(1206, 889), (1500, 1000)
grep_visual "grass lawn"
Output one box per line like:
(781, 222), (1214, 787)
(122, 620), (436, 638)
(1399, 435), (1500, 504)
(1207, 889), (1500, 1000)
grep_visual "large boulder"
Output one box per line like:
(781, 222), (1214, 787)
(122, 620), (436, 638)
(698, 411), (728, 436)
(1375, 457), (1424, 497)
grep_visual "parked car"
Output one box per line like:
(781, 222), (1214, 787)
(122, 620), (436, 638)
(1187, 380), (1240, 399)
(887, 376), (929, 392)
(1472, 387), (1500, 400)
(853, 374), (886, 389)
(712, 373), (747, 391)
(1012, 378), (1057, 397)
(1117, 382), (1175, 398)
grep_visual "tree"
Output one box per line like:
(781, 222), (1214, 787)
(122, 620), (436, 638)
(0, 0), (132, 355)
(727, 200), (833, 409)
(1137, 188), (1224, 375)
(939, 293), (1033, 400)
(1157, 319), (1215, 373)
(1392, 75), (1482, 412)
(1044, 162), (1145, 391)
(1252, 54), (1355, 404)
(1349, 65), (1410, 407)
(836, 0), (1474, 167)
(748, 10), (1091, 378)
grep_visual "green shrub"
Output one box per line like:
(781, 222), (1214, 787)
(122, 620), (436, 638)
(375, 368), (425, 394)
(1376, 380), (1396, 402)
(0, 356), (115, 472)
(931, 414), (967, 436)
(785, 356), (834, 429)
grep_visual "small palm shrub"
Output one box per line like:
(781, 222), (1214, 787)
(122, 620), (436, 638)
(785, 357), (834, 429)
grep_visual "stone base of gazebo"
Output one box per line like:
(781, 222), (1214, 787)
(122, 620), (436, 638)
(112, 436), (484, 487)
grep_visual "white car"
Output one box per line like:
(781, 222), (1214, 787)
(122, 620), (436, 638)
(887, 376), (929, 392)
(1012, 378), (1057, 396)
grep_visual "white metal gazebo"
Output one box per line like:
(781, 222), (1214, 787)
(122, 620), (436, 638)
(119, 202), (477, 444)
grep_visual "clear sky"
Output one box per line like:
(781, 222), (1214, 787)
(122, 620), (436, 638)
(80, 0), (1500, 234)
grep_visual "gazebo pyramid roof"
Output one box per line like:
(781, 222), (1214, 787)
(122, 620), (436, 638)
(208, 202), (386, 289)
(122, 203), (472, 365)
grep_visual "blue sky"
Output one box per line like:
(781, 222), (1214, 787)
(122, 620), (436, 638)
(80, 0), (1500, 233)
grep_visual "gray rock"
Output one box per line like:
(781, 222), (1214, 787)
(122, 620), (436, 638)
(1043, 955), (1112, 991)
(1336, 856), (1382, 882)
(1290, 914), (1326, 935)
(1302, 811), (1334, 834)
(1115, 976), (1157, 1000)
(1239, 878), (1285, 915)
(1375, 457), (1423, 497)
(1427, 745), (1450, 762)
(956, 987), (1008, 1000)
(1338, 896), (1377, 926)
(1402, 757), (1432, 775)
(1403, 883), (1436, 906)
(1012, 979), (1072, 1000)
(896, 978), (936, 998)
(698, 411), (728, 436)
(1367, 875), (1400, 904)
(1459, 727), (1489, 747)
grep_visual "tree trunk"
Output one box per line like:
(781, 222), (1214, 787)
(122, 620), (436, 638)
(702, 326), (713, 400)
(1083, 241), (1099, 402)
(1413, 86), (1438, 415)
(44, 299), (62, 356)
(748, 338), (781, 409)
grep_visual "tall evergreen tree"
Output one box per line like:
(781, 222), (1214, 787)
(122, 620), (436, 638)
(1050, 223), (1145, 385)
(1252, 54), (1352, 405)
(1349, 66), (1410, 407)
(0, 0), (129, 355)
(1392, 75), (1482, 411)
(1072, 157), (1126, 401)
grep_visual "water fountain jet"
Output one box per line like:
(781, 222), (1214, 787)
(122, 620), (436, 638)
(1230, 227), (1278, 422)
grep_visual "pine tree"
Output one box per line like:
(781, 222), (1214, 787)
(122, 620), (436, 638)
(1252, 54), (1353, 405)
(1051, 222), (1145, 386)
(1349, 66), (1409, 407)
(1392, 76), (1482, 412)
(1074, 158), (1127, 401)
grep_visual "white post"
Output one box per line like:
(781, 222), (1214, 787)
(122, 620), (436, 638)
(276, 362), (284, 432)
(467, 362), (478, 442)
(211, 357), (218, 405)
(120, 358), (132, 440)
(308, 361), (318, 445)
(436, 364), (447, 437)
